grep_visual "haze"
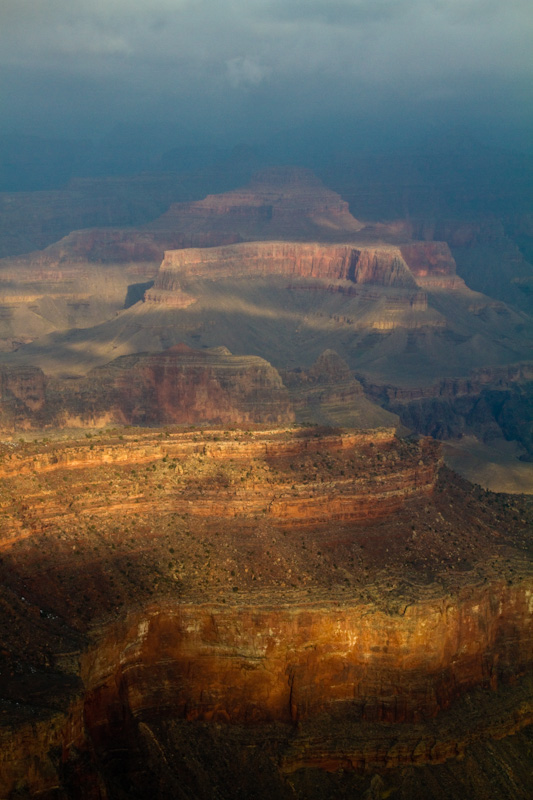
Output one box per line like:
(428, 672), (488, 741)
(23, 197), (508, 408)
(1, 0), (532, 188)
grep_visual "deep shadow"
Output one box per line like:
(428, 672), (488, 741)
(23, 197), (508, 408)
(124, 281), (154, 309)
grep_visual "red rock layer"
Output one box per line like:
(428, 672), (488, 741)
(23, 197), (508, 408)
(78, 578), (533, 734)
(145, 241), (421, 307)
(0, 428), (531, 797)
(400, 242), (466, 289)
(0, 346), (295, 431)
(0, 427), (437, 524)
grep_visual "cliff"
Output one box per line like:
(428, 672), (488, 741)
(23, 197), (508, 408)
(148, 166), (365, 242)
(0, 345), (294, 431)
(400, 242), (466, 289)
(0, 428), (531, 797)
(147, 241), (463, 302)
(363, 363), (533, 460)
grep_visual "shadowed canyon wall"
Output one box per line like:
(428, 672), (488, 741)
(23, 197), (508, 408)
(0, 428), (531, 798)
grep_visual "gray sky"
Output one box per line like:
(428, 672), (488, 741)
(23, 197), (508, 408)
(1, 0), (532, 151)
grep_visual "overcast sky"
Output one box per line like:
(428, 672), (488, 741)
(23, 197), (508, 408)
(1, 0), (532, 152)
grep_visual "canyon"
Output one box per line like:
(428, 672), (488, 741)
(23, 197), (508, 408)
(0, 159), (531, 798)
(0, 427), (531, 798)
(0, 345), (399, 434)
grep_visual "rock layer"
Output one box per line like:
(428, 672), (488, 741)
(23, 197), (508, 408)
(148, 166), (364, 242)
(0, 345), (294, 431)
(145, 241), (461, 308)
(0, 428), (531, 797)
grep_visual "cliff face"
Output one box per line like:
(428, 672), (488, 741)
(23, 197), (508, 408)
(363, 364), (533, 458)
(0, 426), (437, 524)
(86, 344), (294, 428)
(79, 580), (532, 731)
(147, 242), (428, 303)
(149, 166), (364, 241)
(0, 345), (294, 431)
(0, 428), (531, 797)
(400, 242), (466, 289)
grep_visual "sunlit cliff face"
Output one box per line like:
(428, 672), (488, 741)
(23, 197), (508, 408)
(0, 427), (531, 797)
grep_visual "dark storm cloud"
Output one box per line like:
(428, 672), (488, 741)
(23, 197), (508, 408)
(0, 1), (531, 147)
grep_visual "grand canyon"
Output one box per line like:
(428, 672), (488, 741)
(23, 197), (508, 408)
(0, 155), (531, 799)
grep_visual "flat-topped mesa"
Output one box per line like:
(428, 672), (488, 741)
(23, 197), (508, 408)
(144, 242), (423, 306)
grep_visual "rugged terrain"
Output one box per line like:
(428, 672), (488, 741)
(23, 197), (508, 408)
(5, 236), (531, 385)
(0, 345), (398, 434)
(0, 167), (531, 482)
(0, 427), (531, 798)
(0, 157), (531, 798)
(0, 168), (367, 352)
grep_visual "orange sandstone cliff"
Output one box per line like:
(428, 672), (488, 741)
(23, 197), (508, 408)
(0, 428), (531, 798)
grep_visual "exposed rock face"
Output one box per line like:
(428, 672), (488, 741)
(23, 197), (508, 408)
(83, 344), (294, 428)
(149, 166), (364, 242)
(0, 365), (46, 414)
(400, 242), (466, 289)
(79, 580), (532, 730)
(145, 242), (425, 309)
(0, 345), (294, 431)
(281, 350), (400, 429)
(0, 231), (242, 350)
(363, 364), (533, 458)
(0, 346), (401, 434)
(0, 427), (437, 524)
(143, 240), (468, 332)
(0, 428), (531, 797)
(0, 168), (377, 350)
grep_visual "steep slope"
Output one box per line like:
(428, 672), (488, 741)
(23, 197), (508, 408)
(0, 428), (531, 798)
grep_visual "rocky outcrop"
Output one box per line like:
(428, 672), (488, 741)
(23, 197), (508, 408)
(149, 166), (364, 242)
(363, 364), (533, 456)
(79, 578), (532, 730)
(0, 426), (437, 524)
(0, 428), (531, 797)
(364, 362), (533, 404)
(282, 350), (400, 429)
(148, 242), (423, 293)
(0, 345), (294, 431)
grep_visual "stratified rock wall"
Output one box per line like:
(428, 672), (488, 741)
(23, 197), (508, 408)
(0, 428), (531, 798)
(0, 346), (295, 431)
(79, 579), (533, 732)
(149, 242), (416, 291)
